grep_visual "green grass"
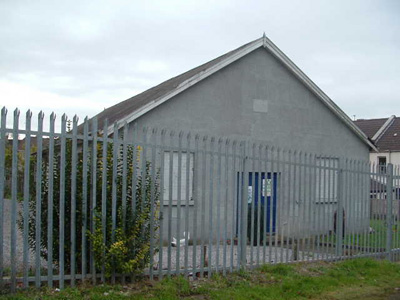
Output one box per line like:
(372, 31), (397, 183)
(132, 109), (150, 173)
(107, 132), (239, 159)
(2, 258), (400, 299)
(323, 219), (400, 251)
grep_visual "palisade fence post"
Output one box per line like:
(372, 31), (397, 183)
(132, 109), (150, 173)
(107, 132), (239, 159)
(23, 110), (32, 288)
(207, 136), (215, 277)
(0, 108), (6, 289)
(191, 133), (200, 277)
(35, 111), (44, 289)
(240, 141), (249, 268)
(90, 117), (98, 284)
(386, 163), (394, 261)
(81, 117), (89, 281)
(335, 158), (344, 258)
(71, 115), (78, 287)
(149, 127), (157, 280)
(176, 131), (184, 274)
(10, 109), (20, 293)
(47, 113), (58, 288)
(47, 112), (55, 288)
(158, 129), (166, 280)
(121, 122), (128, 285)
(101, 119), (108, 283)
(184, 132), (191, 276)
(59, 114), (67, 289)
(111, 122), (118, 284)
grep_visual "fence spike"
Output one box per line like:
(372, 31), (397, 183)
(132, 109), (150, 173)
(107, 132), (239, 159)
(26, 109), (32, 119)
(1, 106), (7, 116)
(13, 108), (20, 118)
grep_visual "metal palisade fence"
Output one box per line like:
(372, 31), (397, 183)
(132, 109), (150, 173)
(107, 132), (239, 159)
(1, 107), (400, 292)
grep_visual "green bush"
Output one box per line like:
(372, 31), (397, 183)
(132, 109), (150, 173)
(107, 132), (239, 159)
(19, 134), (161, 277)
(88, 161), (161, 276)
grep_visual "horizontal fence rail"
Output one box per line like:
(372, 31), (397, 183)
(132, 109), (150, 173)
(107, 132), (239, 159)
(1, 107), (400, 292)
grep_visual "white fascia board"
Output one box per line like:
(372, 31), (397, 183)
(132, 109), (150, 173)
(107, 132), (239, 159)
(261, 36), (378, 151)
(106, 39), (264, 135)
(372, 115), (396, 142)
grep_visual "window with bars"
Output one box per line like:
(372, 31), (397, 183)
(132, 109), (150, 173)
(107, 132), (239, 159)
(163, 151), (194, 205)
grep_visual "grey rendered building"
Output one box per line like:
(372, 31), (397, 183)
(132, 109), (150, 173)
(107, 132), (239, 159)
(90, 35), (375, 241)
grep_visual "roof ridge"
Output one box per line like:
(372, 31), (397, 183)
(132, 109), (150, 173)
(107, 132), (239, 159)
(355, 117), (389, 122)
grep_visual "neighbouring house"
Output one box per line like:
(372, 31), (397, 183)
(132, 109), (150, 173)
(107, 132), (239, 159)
(354, 115), (400, 170)
(354, 116), (400, 218)
(86, 35), (376, 240)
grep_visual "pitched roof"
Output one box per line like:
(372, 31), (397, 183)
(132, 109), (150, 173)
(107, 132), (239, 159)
(354, 116), (400, 151)
(353, 118), (388, 139)
(94, 38), (262, 130)
(88, 35), (376, 150)
(376, 117), (400, 151)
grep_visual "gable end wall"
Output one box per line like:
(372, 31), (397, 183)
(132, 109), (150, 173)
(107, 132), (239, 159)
(133, 47), (368, 160)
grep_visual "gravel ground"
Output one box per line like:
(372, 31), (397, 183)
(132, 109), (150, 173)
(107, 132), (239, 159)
(151, 244), (325, 272)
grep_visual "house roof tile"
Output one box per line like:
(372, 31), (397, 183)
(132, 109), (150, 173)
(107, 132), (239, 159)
(354, 117), (400, 152)
(376, 117), (400, 151)
(353, 118), (388, 139)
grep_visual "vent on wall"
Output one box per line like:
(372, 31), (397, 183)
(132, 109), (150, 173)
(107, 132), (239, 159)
(253, 99), (269, 113)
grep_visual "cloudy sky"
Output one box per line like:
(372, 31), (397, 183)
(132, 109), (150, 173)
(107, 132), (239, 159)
(1, 0), (399, 128)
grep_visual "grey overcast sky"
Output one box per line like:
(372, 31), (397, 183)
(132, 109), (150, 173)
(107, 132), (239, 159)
(1, 0), (399, 126)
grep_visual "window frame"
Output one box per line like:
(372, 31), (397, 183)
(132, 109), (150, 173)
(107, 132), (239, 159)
(162, 150), (195, 206)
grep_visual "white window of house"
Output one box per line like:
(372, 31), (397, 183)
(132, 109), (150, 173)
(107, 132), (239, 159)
(315, 157), (338, 203)
(378, 156), (387, 174)
(163, 151), (194, 205)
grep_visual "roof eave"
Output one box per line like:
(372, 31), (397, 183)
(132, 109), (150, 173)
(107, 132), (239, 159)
(105, 38), (264, 135)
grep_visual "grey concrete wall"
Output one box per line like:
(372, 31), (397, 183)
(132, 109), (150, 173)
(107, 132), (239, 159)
(131, 47), (370, 242)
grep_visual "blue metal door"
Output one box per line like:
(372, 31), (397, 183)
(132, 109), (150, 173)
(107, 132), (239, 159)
(236, 172), (278, 236)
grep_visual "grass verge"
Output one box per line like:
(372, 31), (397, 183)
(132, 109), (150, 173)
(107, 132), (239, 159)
(1, 258), (400, 299)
